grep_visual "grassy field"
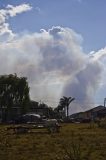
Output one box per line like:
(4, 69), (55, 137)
(0, 123), (106, 160)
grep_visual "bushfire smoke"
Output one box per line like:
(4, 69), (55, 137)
(0, 4), (106, 113)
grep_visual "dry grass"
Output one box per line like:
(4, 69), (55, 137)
(0, 123), (106, 160)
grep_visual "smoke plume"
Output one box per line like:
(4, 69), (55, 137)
(0, 4), (106, 113)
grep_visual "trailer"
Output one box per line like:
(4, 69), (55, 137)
(7, 119), (61, 134)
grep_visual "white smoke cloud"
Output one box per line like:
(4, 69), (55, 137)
(0, 4), (106, 113)
(0, 3), (32, 41)
(6, 4), (32, 17)
(0, 25), (105, 112)
(0, 27), (85, 103)
(63, 59), (103, 113)
(90, 48), (106, 62)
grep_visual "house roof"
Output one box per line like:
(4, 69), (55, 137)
(85, 105), (105, 113)
(70, 105), (106, 118)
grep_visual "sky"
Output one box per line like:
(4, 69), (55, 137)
(0, 0), (106, 113)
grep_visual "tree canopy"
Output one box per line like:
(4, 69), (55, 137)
(58, 96), (75, 117)
(0, 74), (30, 121)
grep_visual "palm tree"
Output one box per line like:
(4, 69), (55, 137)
(59, 96), (75, 117)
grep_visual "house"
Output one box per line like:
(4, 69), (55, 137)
(70, 105), (106, 122)
(96, 108), (106, 118)
(84, 105), (105, 119)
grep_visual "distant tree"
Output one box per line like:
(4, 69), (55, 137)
(47, 107), (55, 118)
(59, 96), (75, 117)
(39, 102), (55, 118)
(54, 104), (65, 119)
(0, 74), (30, 121)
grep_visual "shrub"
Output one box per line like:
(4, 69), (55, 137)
(55, 132), (94, 160)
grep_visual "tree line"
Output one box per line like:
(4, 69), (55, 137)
(0, 74), (75, 122)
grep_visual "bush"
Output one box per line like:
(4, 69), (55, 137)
(55, 132), (94, 160)
(97, 118), (106, 129)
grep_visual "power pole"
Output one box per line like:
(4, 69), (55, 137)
(104, 98), (106, 107)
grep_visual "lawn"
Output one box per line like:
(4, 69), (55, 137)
(0, 123), (106, 160)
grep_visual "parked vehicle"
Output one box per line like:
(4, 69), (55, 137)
(9, 114), (61, 133)
(15, 113), (43, 124)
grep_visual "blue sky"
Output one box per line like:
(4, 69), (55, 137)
(0, 0), (106, 52)
(0, 0), (106, 111)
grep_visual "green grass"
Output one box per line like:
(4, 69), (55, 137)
(0, 123), (106, 160)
